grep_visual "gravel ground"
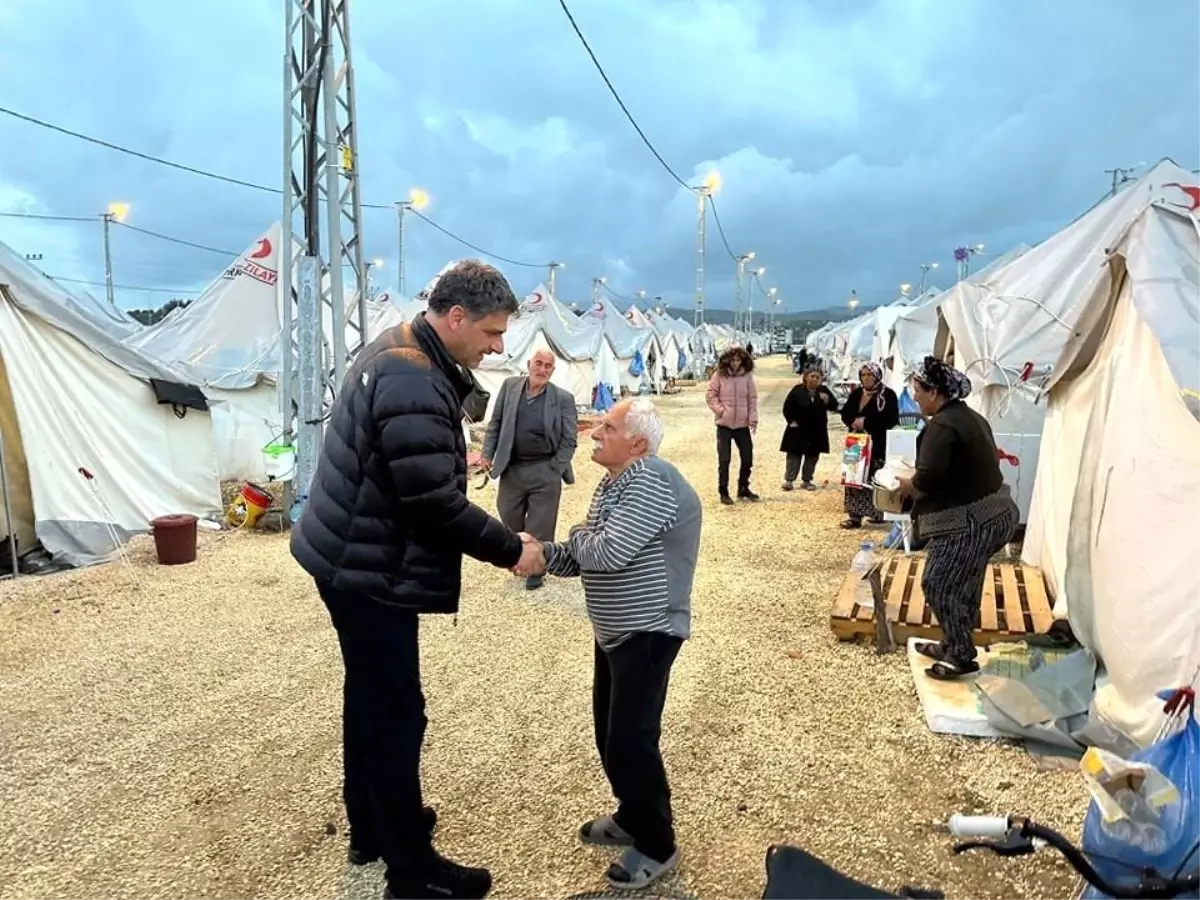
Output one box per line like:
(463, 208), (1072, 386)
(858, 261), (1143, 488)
(0, 356), (1088, 900)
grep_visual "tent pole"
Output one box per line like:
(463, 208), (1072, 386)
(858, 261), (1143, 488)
(0, 423), (18, 580)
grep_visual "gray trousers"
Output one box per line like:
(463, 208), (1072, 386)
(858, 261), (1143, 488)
(784, 453), (818, 485)
(496, 461), (563, 542)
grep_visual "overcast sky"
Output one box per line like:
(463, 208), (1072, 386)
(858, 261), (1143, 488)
(0, 0), (1197, 313)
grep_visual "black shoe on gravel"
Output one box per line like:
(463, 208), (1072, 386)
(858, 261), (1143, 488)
(719, 494), (735, 505)
(384, 852), (492, 899)
(348, 806), (438, 865)
(738, 490), (760, 502)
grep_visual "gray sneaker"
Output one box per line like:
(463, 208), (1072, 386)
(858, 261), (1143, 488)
(606, 847), (681, 890)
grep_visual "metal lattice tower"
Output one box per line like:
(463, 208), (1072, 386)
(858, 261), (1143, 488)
(279, 0), (367, 509)
(693, 187), (709, 327)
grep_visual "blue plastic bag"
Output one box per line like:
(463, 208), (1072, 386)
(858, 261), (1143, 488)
(628, 351), (645, 377)
(1081, 689), (1200, 898)
(592, 381), (616, 412)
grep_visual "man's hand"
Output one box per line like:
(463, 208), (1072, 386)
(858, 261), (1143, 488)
(896, 475), (914, 498)
(512, 533), (546, 576)
(851, 417), (866, 431)
(481, 456), (492, 472)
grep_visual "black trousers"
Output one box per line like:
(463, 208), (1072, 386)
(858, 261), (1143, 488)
(593, 632), (683, 863)
(784, 452), (819, 484)
(716, 425), (754, 496)
(319, 582), (431, 884)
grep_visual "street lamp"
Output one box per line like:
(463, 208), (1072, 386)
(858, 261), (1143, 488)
(547, 261), (565, 297)
(899, 283), (912, 298)
(734, 251), (756, 332)
(766, 287), (780, 349)
(591, 276), (607, 305)
(693, 170), (720, 326)
(954, 243), (986, 280)
(748, 266), (765, 331)
(101, 201), (131, 307)
(365, 258), (384, 300)
(636, 289), (647, 306)
(395, 187), (429, 296)
(848, 290), (860, 310)
(918, 261), (939, 293)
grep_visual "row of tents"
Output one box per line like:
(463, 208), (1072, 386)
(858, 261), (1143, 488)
(0, 226), (764, 574)
(805, 158), (1200, 748)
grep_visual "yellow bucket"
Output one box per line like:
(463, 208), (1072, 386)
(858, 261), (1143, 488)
(225, 482), (273, 529)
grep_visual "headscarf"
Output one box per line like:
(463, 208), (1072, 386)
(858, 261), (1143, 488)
(859, 362), (887, 411)
(913, 355), (972, 400)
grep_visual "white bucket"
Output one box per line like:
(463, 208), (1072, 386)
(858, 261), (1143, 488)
(262, 442), (295, 482)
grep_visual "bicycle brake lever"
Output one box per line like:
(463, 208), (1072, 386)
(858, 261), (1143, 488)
(953, 832), (1036, 857)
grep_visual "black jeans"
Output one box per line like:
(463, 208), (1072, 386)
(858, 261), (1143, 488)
(784, 452), (819, 484)
(716, 426), (754, 496)
(593, 632), (683, 863)
(318, 582), (431, 883)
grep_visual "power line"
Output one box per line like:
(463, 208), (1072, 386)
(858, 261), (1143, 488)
(600, 282), (637, 304)
(0, 210), (97, 223)
(707, 196), (737, 259)
(48, 274), (201, 295)
(408, 209), (544, 268)
(556, 0), (691, 191)
(113, 221), (238, 257)
(0, 104), (553, 267)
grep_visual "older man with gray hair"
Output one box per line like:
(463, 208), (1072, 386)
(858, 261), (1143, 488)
(517, 397), (701, 891)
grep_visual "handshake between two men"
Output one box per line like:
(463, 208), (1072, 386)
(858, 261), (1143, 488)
(513, 532), (547, 577)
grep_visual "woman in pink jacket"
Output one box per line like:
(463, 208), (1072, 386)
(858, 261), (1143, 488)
(706, 346), (759, 504)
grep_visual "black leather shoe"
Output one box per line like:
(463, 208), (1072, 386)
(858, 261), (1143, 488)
(348, 806), (438, 865)
(383, 852), (492, 899)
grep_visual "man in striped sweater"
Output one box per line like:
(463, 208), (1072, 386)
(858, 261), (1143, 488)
(518, 397), (702, 891)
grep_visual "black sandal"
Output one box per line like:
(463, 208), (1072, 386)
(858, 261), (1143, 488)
(926, 660), (981, 681)
(840, 519), (862, 529)
(913, 641), (947, 661)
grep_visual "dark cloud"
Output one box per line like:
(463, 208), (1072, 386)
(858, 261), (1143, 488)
(0, 0), (1195, 313)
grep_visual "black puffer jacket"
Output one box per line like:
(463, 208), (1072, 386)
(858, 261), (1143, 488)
(290, 313), (522, 612)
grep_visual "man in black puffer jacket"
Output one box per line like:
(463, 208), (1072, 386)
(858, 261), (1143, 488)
(291, 259), (543, 900)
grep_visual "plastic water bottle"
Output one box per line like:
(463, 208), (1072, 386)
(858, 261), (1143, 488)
(850, 541), (876, 608)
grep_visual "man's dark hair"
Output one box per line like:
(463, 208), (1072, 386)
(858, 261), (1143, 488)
(427, 259), (519, 318)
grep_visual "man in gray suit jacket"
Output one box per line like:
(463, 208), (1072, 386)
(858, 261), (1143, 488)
(482, 349), (578, 589)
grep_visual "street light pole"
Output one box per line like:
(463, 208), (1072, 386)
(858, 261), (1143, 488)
(734, 251), (755, 332)
(548, 261), (565, 297)
(693, 172), (721, 328)
(917, 261), (939, 293)
(591, 276), (606, 306)
(100, 202), (129, 308)
(395, 188), (429, 297)
(747, 266), (765, 332)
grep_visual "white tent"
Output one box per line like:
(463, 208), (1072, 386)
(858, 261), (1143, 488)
(60, 284), (143, 339)
(1022, 192), (1200, 746)
(0, 243), (221, 567)
(124, 224), (288, 483)
(583, 299), (660, 393)
(647, 310), (686, 379)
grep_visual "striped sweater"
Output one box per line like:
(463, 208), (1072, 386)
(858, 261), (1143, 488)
(543, 456), (702, 649)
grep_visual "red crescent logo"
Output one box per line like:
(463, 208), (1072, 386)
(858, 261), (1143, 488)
(1163, 182), (1200, 212)
(533, 292), (543, 303)
(250, 238), (272, 259)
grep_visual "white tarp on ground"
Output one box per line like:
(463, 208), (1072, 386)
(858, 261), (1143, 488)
(1023, 198), (1200, 746)
(0, 243), (221, 567)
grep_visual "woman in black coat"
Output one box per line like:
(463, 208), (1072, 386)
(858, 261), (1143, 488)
(780, 367), (838, 491)
(839, 362), (900, 527)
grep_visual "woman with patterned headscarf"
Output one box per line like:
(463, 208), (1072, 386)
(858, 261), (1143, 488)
(838, 362), (900, 528)
(897, 356), (1018, 681)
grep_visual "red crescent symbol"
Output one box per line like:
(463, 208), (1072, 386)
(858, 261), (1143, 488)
(532, 292), (543, 303)
(250, 238), (272, 259)
(1163, 182), (1200, 212)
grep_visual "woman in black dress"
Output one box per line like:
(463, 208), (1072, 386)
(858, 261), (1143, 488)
(780, 367), (838, 491)
(839, 362), (900, 528)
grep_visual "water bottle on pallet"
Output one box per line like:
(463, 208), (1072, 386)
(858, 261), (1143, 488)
(850, 541), (876, 609)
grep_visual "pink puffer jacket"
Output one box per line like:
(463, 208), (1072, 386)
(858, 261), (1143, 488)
(706, 371), (758, 429)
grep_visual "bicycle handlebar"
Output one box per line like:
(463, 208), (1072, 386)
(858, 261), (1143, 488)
(950, 814), (1199, 900)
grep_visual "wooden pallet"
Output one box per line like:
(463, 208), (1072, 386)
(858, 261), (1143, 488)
(830, 555), (1054, 646)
